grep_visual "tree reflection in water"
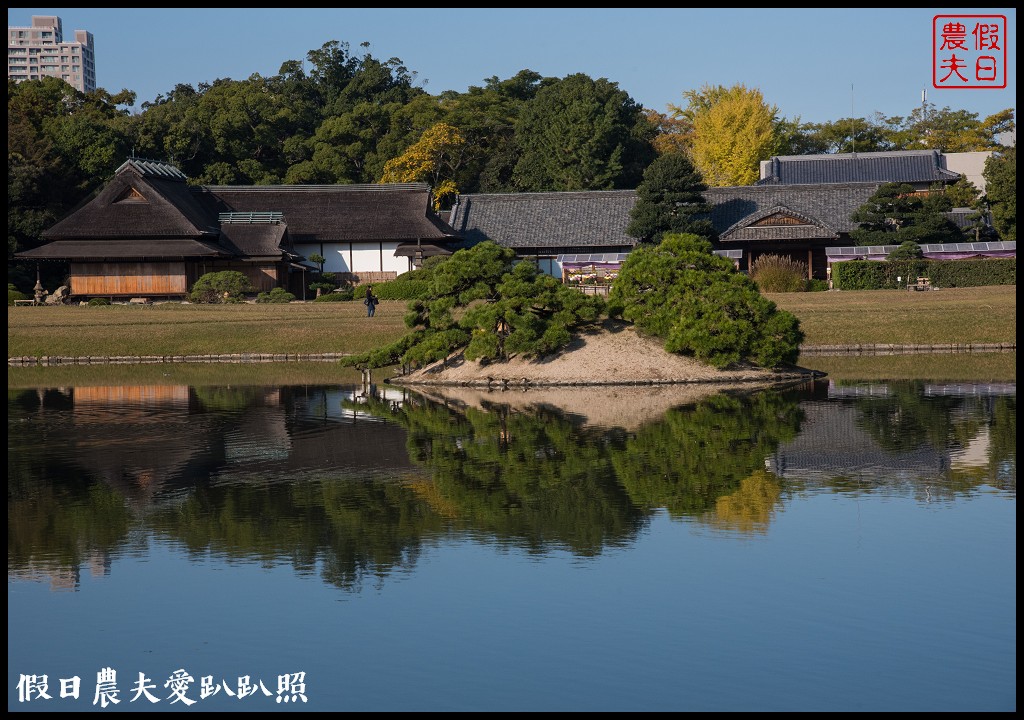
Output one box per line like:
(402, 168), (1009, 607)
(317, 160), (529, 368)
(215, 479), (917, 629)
(8, 380), (1014, 591)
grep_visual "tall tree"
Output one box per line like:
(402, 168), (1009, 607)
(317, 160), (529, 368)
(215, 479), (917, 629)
(626, 153), (715, 242)
(674, 83), (786, 186)
(380, 122), (468, 208)
(895, 105), (1015, 152)
(984, 146), (1016, 242)
(511, 73), (655, 191)
(8, 78), (132, 262)
(789, 116), (897, 155)
(643, 108), (692, 157)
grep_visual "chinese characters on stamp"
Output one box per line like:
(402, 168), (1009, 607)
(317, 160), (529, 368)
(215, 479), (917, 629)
(933, 15), (1008, 89)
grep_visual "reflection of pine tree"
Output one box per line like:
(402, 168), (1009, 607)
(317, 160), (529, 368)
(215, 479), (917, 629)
(379, 388), (805, 547)
(613, 392), (803, 517)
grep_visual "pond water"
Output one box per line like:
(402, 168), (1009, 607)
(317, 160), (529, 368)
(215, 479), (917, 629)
(8, 376), (1016, 711)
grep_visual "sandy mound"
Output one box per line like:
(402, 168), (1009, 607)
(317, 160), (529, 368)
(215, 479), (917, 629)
(390, 319), (819, 388)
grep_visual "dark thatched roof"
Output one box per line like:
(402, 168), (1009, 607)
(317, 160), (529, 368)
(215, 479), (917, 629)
(195, 183), (457, 244)
(23, 161), (461, 264)
(16, 239), (231, 261)
(218, 222), (291, 258)
(41, 162), (219, 240)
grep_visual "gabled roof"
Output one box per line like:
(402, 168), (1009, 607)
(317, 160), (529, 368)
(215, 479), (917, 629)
(757, 150), (961, 186)
(448, 191), (639, 249)
(707, 182), (883, 241)
(41, 163), (219, 240)
(718, 204), (840, 242)
(194, 183), (457, 244)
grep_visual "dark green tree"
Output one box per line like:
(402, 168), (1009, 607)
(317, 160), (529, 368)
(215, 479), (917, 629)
(344, 241), (604, 369)
(849, 183), (963, 246)
(626, 153), (715, 241)
(511, 73), (655, 191)
(608, 234), (803, 368)
(8, 78), (132, 277)
(886, 241), (924, 260)
(984, 146), (1015, 242)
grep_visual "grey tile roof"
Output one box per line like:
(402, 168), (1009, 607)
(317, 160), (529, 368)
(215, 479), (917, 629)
(448, 191), (640, 250)
(450, 184), (885, 249)
(706, 183), (883, 241)
(757, 150), (961, 186)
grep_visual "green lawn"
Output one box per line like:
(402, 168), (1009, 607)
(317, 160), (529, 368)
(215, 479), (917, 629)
(766, 285), (1016, 346)
(7, 285), (1016, 358)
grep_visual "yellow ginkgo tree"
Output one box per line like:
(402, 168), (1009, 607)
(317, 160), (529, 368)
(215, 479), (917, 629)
(380, 122), (466, 209)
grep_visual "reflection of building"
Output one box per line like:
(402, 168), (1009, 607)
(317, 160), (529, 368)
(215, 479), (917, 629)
(767, 401), (949, 484)
(8, 550), (111, 592)
(39, 384), (421, 504)
(769, 382), (1015, 486)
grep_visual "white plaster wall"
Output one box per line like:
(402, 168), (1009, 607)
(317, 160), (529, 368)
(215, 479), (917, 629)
(293, 242), (411, 275)
(942, 151), (994, 194)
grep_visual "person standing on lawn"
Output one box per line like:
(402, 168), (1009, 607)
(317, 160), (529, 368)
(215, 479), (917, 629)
(363, 286), (379, 317)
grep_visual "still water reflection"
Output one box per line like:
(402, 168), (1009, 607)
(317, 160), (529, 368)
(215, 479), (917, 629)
(8, 379), (1016, 711)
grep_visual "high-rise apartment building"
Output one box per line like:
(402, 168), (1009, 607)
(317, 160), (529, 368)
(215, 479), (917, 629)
(8, 15), (96, 93)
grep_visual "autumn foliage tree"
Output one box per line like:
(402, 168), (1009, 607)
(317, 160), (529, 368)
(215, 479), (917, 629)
(673, 83), (785, 186)
(380, 122), (467, 208)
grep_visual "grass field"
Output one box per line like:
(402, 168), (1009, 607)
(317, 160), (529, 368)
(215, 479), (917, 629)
(766, 285), (1016, 346)
(7, 285), (1016, 362)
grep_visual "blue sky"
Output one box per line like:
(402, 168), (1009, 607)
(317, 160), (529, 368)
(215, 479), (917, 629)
(8, 8), (1017, 126)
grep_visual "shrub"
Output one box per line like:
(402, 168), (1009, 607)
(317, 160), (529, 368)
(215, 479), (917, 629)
(887, 241), (924, 261)
(8, 284), (30, 306)
(189, 271), (255, 303)
(750, 254), (808, 292)
(309, 271), (339, 297)
(87, 297), (111, 306)
(609, 234), (803, 368)
(313, 289), (355, 302)
(832, 258), (1014, 289)
(256, 287), (296, 303)
(371, 279), (431, 301)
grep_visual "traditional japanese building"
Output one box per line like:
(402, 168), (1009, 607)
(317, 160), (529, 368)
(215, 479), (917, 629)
(17, 159), (460, 299)
(448, 183), (886, 281)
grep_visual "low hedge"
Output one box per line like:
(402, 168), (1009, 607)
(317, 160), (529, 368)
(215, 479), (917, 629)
(833, 258), (1015, 290)
(368, 279), (431, 301)
(313, 289), (355, 302)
